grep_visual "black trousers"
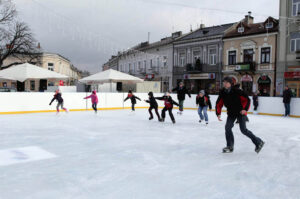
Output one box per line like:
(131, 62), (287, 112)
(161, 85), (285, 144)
(92, 103), (97, 112)
(149, 107), (161, 119)
(254, 104), (258, 111)
(162, 107), (175, 121)
(131, 104), (135, 111)
(225, 115), (262, 148)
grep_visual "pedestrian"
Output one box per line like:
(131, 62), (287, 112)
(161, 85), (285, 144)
(196, 90), (212, 125)
(215, 77), (265, 153)
(283, 85), (293, 117)
(172, 82), (191, 115)
(49, 89), (68, 114)
(145, 91), (161, 121)
(84, 90), (99, 114)
(253, 91), (259, 114)
(155, 92), (179, 124)
(124, 90), (141, 111)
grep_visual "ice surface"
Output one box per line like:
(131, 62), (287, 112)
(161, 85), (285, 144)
(0, 110), (299, 199)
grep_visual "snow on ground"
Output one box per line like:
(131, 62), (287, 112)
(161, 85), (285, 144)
(0, 109), (299, 199)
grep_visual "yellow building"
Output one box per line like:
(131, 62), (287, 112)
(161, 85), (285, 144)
(222, 14), (278, 96)
(1, 53), (82, 91)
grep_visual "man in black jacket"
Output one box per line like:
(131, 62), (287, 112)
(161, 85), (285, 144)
(216, 77), (264, 153)
(145, 92), (161, 121)
(124, 90), (141, 111)
(172, 82), (191, 115)
(283, 86), (293, 117)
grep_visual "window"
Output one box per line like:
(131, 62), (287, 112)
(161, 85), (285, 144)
(144, 60), (147, 69)
(265, 22), (273, 29)
(163, 56), (167, 67)
(30, 80), (35, 91)
(238, 27), (244, 33)
(193, 50), (201, 64)
(228, 51), (236, 65)
(138, 61), (141, 70)
(48, 63), (54, 71)
(292, 0), (300, 16)
(179, 52), (186, 67)
(291, 38), (300, 52)
(243, 49), (254, 63)
(208, 48), (217, 65)
(150, 59), (153, 68)
(261, 47), (271, 64)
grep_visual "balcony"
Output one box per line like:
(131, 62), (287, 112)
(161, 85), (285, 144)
(186, 63), (202, 73)
(148, 67), (159, 74)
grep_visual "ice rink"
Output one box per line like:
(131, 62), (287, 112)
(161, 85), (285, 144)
(0, 109), (300, 199)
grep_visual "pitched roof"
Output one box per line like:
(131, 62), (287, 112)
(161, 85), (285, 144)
(224, 17), (279, 39)
(176, 23), (234, 41)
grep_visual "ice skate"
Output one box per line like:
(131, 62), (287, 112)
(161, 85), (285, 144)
(222, 146), (234, 153)
(255, 141), (265, 154)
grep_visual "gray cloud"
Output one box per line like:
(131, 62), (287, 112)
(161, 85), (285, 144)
(14, 0), (279, 73)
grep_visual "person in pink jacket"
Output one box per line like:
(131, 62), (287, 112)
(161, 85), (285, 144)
(84, 91), (99, 113)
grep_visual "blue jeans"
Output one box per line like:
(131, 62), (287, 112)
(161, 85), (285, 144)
(284, 103), (290, 116)
(198, 106), (208, 122)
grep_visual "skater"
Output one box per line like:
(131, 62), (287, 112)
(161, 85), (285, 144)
(49, 89), (68, 113)
(156, 92), (179, 124)
(84, 90), (98, 113)
(145, 91), (161, 121)
(172, 82), (191, 115)
(124, 90), (141, 111)
(215, 77), (264, 153)
(196, 90), (212, 125)
(253, 91), (259, 114)
(283, 85), (293, 117)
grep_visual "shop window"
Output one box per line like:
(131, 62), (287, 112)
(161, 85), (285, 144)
(258, 76), (271, 96)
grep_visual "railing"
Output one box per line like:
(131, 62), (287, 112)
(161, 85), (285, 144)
(186, 63), (202, 72)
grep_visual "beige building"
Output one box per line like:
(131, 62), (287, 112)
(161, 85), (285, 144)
(1, 53), (82, 91)
(222, 14), (279, 96)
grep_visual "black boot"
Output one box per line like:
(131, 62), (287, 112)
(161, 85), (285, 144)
(160, 118), (165, 122)
(255, 141), (265, 154)
(172, 119), (176, 124)
(149, 116), (153, 120)
(222, 146), (234, 153)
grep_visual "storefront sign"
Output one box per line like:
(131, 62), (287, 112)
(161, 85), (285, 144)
(235, 64), (250, 71)
(146, 74), (155, 79)
(284, 72), (300, 79)
(241, 75), (253, 82)
(183, 73), (215, 80)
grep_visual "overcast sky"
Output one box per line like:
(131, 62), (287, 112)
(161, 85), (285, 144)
(14, 0), (279, 73)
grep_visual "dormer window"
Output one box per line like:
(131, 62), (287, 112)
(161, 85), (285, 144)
(238, 27), (244, 33)
(265, 22), (273, 29)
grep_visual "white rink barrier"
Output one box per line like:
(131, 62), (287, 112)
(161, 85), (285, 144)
(0, 93), (299, 117)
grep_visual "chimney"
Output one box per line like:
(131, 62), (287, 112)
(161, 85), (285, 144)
(200, 24), (205, 29)
(37, 42), (41, 49)
(244, 11), (254, 25)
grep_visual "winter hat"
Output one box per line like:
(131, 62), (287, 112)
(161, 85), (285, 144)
(148, 91), (153, 97)
(223, 77), (233, 84)
(128, 90), (132, 94)
(92, 90), (96, 94)
(200, 90), (205, 95)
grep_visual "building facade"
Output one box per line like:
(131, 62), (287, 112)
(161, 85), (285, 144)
(173, 23), (233, 94)
(277, 0), (300, 97)
(222, 14), (278, 96)
(105, 32), (182, 92)
(1, 53), (82, 91)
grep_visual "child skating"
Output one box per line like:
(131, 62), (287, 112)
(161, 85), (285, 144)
(145, 91), (161, 121)
(84, 90), (98, 114)
(155, 92), (179, 124)
(124, 90), (141, 111)
(49, 89), (68, 114)
(216, 77), (264, 154)
(196, 90), (212, 125)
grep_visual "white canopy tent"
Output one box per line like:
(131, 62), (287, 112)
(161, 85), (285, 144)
(79, 69), (144, 92)
(0, 63), (68, 82)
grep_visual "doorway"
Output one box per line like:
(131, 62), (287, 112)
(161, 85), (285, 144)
(39, 79), (47, 92)
(17, 81), (25, 92)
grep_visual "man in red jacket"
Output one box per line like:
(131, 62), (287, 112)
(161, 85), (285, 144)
(216, 77), (264, 153)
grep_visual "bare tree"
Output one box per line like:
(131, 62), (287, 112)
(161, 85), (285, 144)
(0, 0), (39, 69)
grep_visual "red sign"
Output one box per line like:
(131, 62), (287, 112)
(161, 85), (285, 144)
(145, 74), (154, 79)
(59, 80), (64, 86)
(284, 72), (300, 79)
